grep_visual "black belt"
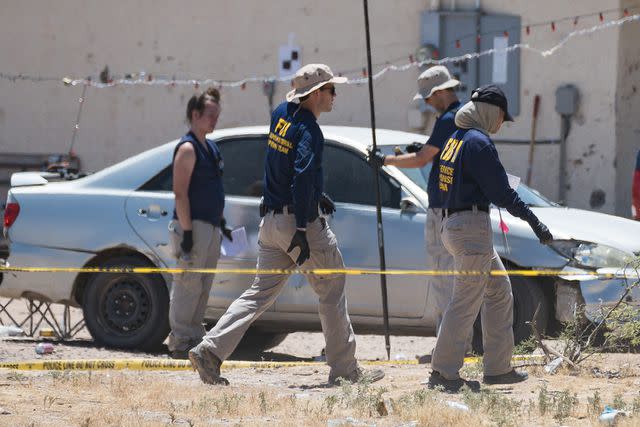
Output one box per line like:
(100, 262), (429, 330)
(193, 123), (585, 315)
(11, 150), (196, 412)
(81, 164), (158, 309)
(443, 205), (490, 217)
(264, 205), (294, 215)
(263, 205), (319, 222)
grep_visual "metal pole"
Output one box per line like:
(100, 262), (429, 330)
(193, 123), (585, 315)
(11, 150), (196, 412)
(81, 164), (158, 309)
(558, 115), (570, 204)
(68, 84), (88, 156)
(363, 0), (391, 361)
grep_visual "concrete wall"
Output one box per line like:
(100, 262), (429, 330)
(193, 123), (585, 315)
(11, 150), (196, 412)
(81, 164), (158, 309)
(1, 0), (637, 216)
(450, 0), (620, 213)
(614, 0), (640, 216)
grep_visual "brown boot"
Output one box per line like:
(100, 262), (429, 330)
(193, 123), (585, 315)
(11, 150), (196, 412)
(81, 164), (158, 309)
(329, 368), (385, 386)
(188, 346), (229, 385)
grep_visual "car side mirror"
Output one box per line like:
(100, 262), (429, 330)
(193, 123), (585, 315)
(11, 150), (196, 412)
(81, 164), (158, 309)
(400, 197), (423, 214)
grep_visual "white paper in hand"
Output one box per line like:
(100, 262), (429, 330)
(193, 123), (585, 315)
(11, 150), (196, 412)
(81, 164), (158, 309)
(220, 227), (249, 257)
(507, 173), (521, 190)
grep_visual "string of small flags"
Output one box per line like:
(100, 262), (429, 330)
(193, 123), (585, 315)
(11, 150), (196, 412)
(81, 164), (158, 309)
(0, 9), (638, 89)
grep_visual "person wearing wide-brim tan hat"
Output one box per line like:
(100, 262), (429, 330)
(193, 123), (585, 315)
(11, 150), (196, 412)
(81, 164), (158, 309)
(412, 65), (460, 101)
(188, 63), (384, 387)
(285, 63), (347, 102)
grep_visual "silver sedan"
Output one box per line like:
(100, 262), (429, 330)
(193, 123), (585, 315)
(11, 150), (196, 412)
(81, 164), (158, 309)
(2, 126), (639, 351)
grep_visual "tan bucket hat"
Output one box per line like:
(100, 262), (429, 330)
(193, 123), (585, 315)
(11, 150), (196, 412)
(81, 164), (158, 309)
(286, 64), (347, 102)
(412, 65), (460, 101)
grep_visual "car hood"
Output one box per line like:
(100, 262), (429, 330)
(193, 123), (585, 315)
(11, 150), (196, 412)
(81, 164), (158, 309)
(532, 207), (640, 254)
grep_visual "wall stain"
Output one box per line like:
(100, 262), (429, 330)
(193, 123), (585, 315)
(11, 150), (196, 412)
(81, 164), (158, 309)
(589, 189), (606, 209)
(582, 144), (596, 158)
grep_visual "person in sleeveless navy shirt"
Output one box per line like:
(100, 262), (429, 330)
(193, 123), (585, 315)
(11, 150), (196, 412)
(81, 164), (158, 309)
(367, 66), (471, 351)
(167, 88), (233, 359)
(189, 64), (383, 386)
(427, 85), (553, 392)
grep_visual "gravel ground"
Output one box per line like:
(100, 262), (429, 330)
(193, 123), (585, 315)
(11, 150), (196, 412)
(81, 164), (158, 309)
(0, 297), (436, 362)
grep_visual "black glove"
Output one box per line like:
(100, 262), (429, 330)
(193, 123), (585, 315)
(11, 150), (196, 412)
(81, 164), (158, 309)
(181, 230), (193, 253)
(286, 230), (310, 266)
(366, 148), (386, 168)
(220, 218), (233, 241)
(529, 220), (553, 245)
(319, 192), (336, 215)
(405, 142), (424, 153)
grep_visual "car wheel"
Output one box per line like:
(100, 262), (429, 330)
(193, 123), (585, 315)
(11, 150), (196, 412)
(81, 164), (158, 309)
(230, 329), (288, 358)
(82, 256), (170, 351)
(471, 276), (549, 355)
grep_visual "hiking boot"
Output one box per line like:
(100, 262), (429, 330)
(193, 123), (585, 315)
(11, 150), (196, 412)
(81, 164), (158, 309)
(427, 370), (480, 393)
(188, 346), (229, 385)
(169, 349), (190, 360)
(483, 369), (528, 385)
(329, 368), (385, 385)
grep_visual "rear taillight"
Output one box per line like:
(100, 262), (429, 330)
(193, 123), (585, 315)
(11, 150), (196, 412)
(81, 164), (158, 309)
(4, 202), (20, 228)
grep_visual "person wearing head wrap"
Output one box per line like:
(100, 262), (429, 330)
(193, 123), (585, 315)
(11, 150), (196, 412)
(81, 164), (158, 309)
(367, 65), (472, 358)
(427, 85), (553, 392)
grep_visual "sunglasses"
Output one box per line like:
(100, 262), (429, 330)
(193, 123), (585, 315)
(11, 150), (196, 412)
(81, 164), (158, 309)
(320, 85), (336, 96)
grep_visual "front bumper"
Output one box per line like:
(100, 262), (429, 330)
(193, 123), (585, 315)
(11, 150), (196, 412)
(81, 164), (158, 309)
(555, 266), (640, 322)
(0, 242), (94, 304)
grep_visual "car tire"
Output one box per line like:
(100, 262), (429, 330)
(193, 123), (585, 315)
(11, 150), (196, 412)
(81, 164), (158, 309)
(471, 276), (549, 355)
(230, 329), (288, 358)
(82, 256), (170, 351)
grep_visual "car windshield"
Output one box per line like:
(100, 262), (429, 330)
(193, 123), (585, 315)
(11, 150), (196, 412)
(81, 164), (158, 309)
(380, 145), (556, 207)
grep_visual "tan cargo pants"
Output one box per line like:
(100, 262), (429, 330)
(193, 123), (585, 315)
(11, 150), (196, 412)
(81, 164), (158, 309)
(431, 210), (514, 380)
(168, 219), (221, 352)
(426, 208), (472, 351)
(426, 208), (455, 333)
(199, 211), (359, 381)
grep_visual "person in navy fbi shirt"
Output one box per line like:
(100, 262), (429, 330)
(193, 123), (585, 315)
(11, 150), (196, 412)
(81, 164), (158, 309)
(428, 85), (553, 392)
(167, 87), (233, 360)
(367, 65), (472, 351)
(188, 64), (384, 386)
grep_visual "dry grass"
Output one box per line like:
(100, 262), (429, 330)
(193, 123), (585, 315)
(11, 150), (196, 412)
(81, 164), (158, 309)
(0, 359), (639, 427)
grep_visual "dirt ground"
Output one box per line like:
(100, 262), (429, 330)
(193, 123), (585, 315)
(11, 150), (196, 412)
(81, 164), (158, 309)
(1, 297), (640, 426)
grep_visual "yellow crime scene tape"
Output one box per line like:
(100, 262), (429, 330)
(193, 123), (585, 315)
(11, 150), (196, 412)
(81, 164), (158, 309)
(0, 264), (628, 278)
(0, 264), (619, 373)
(0, 355), (543, 372)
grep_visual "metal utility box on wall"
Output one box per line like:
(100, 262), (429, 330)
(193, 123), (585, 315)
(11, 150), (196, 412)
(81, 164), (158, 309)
(555, 84), (580, 116)
(421, 11), (521, 117)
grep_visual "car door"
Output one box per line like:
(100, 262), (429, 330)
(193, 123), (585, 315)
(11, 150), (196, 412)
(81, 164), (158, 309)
(124, 166), (176, 267)
(275, 142), (429, 318)
(124, 136), (271, 314)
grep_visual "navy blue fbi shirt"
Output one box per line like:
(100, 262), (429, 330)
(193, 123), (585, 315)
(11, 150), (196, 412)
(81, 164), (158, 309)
(263, 102), (323, 229)
(425, 101), (461, 208)
(172, 131), (225, 226)
(438, 128), (537, 221)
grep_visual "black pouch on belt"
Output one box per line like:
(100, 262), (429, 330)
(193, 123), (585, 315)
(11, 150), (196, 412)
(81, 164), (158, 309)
(259, 201), (267, 217)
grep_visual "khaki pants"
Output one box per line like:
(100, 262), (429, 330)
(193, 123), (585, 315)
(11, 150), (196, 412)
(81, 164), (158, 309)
(426, 208), (472, 352)
(431, 210), (514, 380)
(168, 219), (221, 352)
(200, 212), (359, 380)
(426, 208), (455, 334)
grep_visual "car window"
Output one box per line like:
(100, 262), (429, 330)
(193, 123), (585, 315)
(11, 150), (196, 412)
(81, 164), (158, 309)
(140, 137), (268, 195)
(323, 143), (400, 208)
(217, 137), (266, 197)
(139, 165), (172, 192)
